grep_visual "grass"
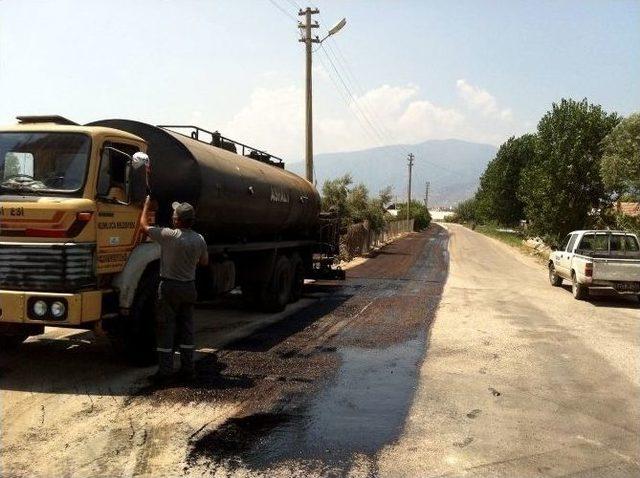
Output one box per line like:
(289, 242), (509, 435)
(467, 223), (550, 265)
(473, 224), (525, 248)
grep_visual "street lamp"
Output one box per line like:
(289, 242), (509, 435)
(322, 18), (347, 43)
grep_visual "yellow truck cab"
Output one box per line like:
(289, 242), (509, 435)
(0, 116), (152, 361)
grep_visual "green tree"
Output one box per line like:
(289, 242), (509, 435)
(347, 183), (369, 223)
(475, 134), (536, 225)
(453, 197), (481, 224)
(321, 175), (392, 232)
(397, 200), (431, 230)
(600, 112), (640, 198)
(321, 173), (352, 221)
(518, 98), (620, 239)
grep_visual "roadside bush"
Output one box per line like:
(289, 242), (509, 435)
(322, 175), (392, 233)
(397, 201), (431, 230)
(451, 197), (482, 224)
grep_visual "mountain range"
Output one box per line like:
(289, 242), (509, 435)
(286, 139), (497, 207)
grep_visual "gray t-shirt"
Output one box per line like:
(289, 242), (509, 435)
(147, 227), (207, 281)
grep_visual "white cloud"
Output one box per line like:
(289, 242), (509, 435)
(221, 86), (304, 159)
(218, 79), (522, 160)
(456, 79), (512, 120)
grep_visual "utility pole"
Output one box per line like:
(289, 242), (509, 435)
(299, 8), (319, 182)
(424, 181), (430, 208)
(407, 153), (414, 221)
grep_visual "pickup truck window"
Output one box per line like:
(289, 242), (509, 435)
(576, 233), (640, 258)
(566, 234), (578, 252)
(610, 234), (639, 253)
(560, 234), (572, 251)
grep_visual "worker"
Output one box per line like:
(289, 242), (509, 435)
(140, 196), (209, 383)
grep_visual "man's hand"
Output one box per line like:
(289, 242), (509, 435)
(140, 195), (156, 233)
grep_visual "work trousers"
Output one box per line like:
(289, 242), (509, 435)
(156, 279), (197, 374)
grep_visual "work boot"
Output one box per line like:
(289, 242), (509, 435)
(148, 351), (174, 384)
(179, 347), (196, 382)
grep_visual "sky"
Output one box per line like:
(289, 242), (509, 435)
(0, 0), (638, 162)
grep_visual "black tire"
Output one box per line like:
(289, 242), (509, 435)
(109, 265), (159, 366)
(260, 255), (293, 312)
(0, 334), (28, 350)
(289, 253), (304, 303)
(548, 263), (563, 287)
(571, 272), (588, 301)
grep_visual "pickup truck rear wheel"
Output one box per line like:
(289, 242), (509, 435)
(571, 272), (588, 300)
(548, 263), (563, 286)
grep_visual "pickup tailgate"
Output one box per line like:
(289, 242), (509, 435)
(592, 259), (640, 282)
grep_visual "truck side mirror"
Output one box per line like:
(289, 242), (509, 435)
(127, 162), (147, 204)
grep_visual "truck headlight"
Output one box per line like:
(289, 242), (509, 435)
(33, 300), (48, 317)
(50, 301), (66, 318)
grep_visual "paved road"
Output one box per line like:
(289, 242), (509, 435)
(1, 223), (638, 477)
(378, 224), (640, 478)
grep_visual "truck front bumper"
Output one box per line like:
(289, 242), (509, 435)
(0, 290), (102, 326)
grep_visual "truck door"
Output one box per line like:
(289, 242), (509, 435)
(556, 234), (578, 277)
(95, 141), (144, 274)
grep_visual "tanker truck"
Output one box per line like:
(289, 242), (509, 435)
(0, 115), (342, 364)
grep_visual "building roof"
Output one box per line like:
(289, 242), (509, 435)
(616, 202), (640, 217)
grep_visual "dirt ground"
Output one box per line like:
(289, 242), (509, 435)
(2, 223), (638, 477)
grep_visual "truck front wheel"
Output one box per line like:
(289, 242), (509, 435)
(0, 323), (42, 351)
(571, 272), (589, 300)
(0, 334), (28, 350)
(548, 263), (563, 287)
(108, 266), (159, 366)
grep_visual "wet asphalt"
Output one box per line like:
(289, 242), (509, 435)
(184, 227), (448, 475)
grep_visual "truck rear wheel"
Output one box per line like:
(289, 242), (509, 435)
(571, 272), (588, 300)
(289, 253), (304, 303)
(260, 255), (293, 312)
(109, 266), (159, 366)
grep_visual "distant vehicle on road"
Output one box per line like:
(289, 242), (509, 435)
(548, 230), (640, 300)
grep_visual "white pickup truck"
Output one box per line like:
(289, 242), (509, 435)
(548, 230), (640, 300)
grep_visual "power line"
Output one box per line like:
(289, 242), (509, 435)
(267, 0), (298, 23)
(316, 52), (382, 147)
(283, 0), (302, 10)
(320, 44), (389, 146)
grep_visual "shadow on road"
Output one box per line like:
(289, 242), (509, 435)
(0, 284), (346, 397)
(559, 285), (640, 309)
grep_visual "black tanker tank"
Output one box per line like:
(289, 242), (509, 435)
(87, 119), (321, 242)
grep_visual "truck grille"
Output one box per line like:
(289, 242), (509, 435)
(0, 243), (96, 292)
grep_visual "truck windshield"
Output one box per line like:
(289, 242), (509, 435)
(0, 132), (90, 194)
(577, 233), (640, 258)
